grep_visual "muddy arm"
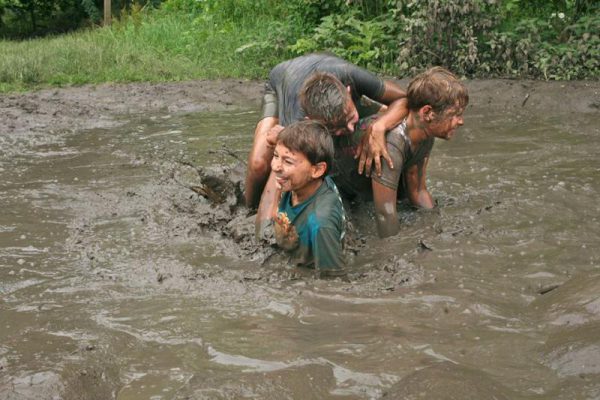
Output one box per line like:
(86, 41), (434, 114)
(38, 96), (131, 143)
(255, 172), (281, 239)
(372, 180), (401, 238)
(405, 156), (434, 209)
(379, 80), (406, 106)
(357, 81), (408, 177)
(245, 116), (279, 209)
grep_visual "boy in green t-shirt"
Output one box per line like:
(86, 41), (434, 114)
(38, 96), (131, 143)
(255, 120), (346, 275)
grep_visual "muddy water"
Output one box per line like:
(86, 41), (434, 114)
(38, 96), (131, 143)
(1, 104), (599, 400)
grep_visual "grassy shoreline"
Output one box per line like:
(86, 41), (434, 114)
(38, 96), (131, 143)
(0, 11), (287, 93)
(1, 3), (597, 94)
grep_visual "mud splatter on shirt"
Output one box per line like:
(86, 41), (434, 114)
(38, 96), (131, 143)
(276, 176), (346, 271)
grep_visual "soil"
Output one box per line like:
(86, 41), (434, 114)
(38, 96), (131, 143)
(1, 78), (599, 399)
(0, 79), (265, 136)
(1, 78), (598, 275)
(1, 77), (598, 287)
(1, 79), (598, 139)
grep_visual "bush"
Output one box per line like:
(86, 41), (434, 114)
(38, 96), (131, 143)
(395, 0), (499, 77)
(286, 0), (598, 80)
(290, 11), (397, 72)
(0, 0), (597, 91)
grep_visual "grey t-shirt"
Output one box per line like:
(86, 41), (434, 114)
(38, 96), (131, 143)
(330, 116), (435, 199)
(265, 53), (386, 126)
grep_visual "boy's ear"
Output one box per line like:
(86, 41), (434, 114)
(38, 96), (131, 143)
(346, 85), (351, 94)
(419, 105), (434, 123)
(311, 162), (328, 179)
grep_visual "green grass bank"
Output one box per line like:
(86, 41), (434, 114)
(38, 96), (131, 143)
(1, 0), (598, 93)
(0, 10), (291, 92)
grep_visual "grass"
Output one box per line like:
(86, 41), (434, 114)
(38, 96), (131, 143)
(0, 10), (291, 93)
(4, 2), (594, 93)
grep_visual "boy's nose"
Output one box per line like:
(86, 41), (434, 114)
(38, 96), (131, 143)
(271, 159), (281, 172)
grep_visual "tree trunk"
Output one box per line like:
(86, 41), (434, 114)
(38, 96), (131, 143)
(29, 1), (36, 32)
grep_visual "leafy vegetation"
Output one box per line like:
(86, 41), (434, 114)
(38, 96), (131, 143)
(289, 0), (599, 80)
(0, 0), (143, 37)
(0, 0), (597, 92)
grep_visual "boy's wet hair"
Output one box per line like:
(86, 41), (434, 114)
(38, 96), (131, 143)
(300, 72), (350, 133)
(277, 120), (334, 176)
(407, 67), (469, 115)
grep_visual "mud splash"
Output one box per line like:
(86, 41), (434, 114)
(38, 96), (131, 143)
(1, 79), (599, 399)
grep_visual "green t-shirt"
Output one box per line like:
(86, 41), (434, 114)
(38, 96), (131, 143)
(276, 176), (346, 271)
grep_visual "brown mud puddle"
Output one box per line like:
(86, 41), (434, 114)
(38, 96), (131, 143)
(1, 79), (599, 399)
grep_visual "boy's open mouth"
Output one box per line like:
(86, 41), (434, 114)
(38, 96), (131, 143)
(275, 176), (288, 186)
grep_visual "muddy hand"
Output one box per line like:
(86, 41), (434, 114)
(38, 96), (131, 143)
(356, 122), (393, 177)
(266, 124), (285, 148)
(273, 212), (298, 250)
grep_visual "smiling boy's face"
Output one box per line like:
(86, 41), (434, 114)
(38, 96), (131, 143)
(271, 143), (324, 193)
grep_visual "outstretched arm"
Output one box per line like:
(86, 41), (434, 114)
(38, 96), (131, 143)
(357, 81), (408, 177)
(405, 156), (435, 209)
(372, 180), (401, 238)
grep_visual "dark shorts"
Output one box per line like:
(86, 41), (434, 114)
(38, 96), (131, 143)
(261, 82), (278, 120)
